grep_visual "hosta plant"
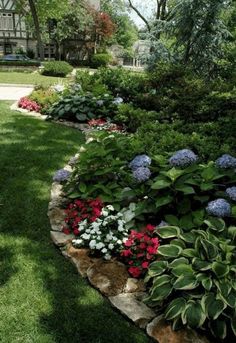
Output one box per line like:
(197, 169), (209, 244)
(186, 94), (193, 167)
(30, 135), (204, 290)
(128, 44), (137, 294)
(145, 219), (236, 340)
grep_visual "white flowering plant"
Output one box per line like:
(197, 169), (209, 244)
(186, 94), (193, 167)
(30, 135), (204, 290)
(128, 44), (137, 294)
(72, 203), (136, 260)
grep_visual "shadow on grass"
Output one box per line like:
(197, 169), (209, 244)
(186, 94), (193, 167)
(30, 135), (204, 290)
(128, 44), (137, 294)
(0, 246), (18, 287)
(0, 108), (152, 343)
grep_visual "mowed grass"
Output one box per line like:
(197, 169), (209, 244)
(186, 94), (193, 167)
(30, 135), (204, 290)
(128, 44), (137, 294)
(0, 101), (153, 343)
(0, 71), (71, 87)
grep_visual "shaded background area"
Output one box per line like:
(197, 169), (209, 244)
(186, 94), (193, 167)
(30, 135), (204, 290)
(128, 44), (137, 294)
(0, 101), (153, 343)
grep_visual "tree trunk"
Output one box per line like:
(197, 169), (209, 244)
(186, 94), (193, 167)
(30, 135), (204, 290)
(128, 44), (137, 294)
(28, 0), (44, 60)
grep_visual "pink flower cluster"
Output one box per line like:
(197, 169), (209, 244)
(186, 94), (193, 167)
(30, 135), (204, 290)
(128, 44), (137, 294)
(121, 224), (160, 278)
(18, 97), (41, 112)
(88, 118), (125, 132)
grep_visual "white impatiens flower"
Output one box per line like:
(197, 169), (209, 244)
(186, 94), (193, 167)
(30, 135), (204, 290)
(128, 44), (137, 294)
(108, 243), (114, 250)
(106, 205), (114, 211)
(96, 242), (105, 250)
(89, 240), (97, 249)
(101, 209), (108, 217)
(81, 233), (90, 240)
(104, 254), (112, 260)
(73, 238), (83, 245)
(117, 240), (122, 245)
(101, 248), (108, 254)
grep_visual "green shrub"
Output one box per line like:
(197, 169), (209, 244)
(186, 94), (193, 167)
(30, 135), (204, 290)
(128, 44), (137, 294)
(29, 88), (60, 114)
(91, 54), (112, 68)
(42, 61), (73, 77)
(114, 104), (159, 132)
(75, 70), (109, 96)
(46, 92), (118, 122)
(95, 67), (147, 101)
(145, 219), (236, 340)
(0, 60), (40, 66)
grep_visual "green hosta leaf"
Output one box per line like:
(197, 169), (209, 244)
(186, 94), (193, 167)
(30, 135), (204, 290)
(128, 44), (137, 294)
(231, 317), (236, 336)
(182, 249), (198, 258)
(182, 300), (206, 328)
(170, 239), (186, 249)
(204, 294), (226, 320)
(152, 274), (172, 288)
(151, 275), (173, 302)
(165, 298), (187, 320)
(169, 257), (189, 268)
(164, 214), (179, 226)
(156, 226), (180, 239)
(179, 232), (197, 243)
(171, 264), (194, 278)
(173, 275), (199, 290)
(175, 185), (195, 194)
(192, 210), (205, 226)
(212, 262), (230, 278)
(202, 277), (213, 291)
(179, 214), (195, 230)
(228, 226), (236, 239)
(172, 317), (183, 331)
(165, 168), (184, 182)
(204, 217), (226, 232)
(155, 195), (173, 208)
(215, 280), (231, 298)
(200, 239), (219, 260)
(158, 245), (182, 257)
(192, 258), (212, 271)
(148, 261), (168, 277)
(219, 289), (236, 308)
(76, 113), (87, 122)
(151, 178), (171, 189)
(210, 319), (227, 340)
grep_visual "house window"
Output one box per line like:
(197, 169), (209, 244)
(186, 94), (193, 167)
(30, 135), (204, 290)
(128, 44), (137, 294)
(0, 13), (14, 30)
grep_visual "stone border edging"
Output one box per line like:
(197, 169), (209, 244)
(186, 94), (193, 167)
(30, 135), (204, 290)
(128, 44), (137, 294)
(47, 152), (211, 343)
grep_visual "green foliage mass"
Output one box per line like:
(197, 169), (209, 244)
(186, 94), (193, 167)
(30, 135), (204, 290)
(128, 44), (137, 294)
(91, 54), (112, 68)
(42, 61), (73, 77)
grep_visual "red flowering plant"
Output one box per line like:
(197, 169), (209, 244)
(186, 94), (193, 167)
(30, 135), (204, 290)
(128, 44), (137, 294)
(88, 118), (125, 133)
(62, 198), (103, 236)
(18, 97), (41, 112)
(120, 224), (160, 278)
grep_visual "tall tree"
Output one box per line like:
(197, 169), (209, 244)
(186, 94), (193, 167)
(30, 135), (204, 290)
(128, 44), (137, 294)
(28, 0), (44, 60)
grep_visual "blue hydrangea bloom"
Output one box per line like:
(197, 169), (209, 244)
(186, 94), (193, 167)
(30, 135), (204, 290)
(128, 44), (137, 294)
(129, 155), (151, 171)
(133, 167), (151, 182)
(226, 187), (236, 201)
(169, 149), (198, 168)
(206, 199), (231, 217)
(215, 154), (236, 169)
(53, 169), (71, 182)
(113, 97), (123, 105)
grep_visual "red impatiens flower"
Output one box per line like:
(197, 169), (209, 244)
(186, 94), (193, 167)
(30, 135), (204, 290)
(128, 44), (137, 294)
(128, 266), (142, 278)
(121, 224), (160, 278)
(62, 227), (71, 235)
(18, 97), (41, 112)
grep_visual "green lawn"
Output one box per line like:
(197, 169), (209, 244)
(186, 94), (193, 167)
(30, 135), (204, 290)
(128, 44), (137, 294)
(0, 71), (71, 87)
(0, 101), (152, 343)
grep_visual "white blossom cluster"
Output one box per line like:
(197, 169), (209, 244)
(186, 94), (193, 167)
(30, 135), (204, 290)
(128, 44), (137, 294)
(72, 205), (133, 260)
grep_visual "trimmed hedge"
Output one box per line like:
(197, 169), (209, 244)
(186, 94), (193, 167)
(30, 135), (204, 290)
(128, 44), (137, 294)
(0, 60), (40, 67)
(42, 61), (73, 77)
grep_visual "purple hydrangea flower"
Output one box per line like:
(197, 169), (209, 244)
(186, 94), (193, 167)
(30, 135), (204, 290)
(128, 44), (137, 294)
(226, 187), (236, 201)
(215, 154), (236, 169)
(113, 97), (123, 105)
(129, 154), (151, 171)
(206, 199), (231, 217)
(169, 149), (198, 168)
(133, 167), (151, 182)
(53, 169), (71, 182)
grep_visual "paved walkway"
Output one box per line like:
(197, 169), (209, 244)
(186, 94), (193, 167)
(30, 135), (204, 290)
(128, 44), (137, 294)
(0, 84), (34, 100)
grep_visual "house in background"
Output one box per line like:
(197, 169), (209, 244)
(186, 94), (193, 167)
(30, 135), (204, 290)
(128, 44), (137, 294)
(0, 0), (100, 59)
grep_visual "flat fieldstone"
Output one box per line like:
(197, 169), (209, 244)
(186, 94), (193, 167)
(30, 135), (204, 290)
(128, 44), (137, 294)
(65, 244), (101, 277)
(146, 316), (211, 343)
(124, 278), (146, 293)
(48, 207), (66, 231)
(87, 260), (129, 296)
(50, 231), (74, 247)
(109, 293), (156, 329)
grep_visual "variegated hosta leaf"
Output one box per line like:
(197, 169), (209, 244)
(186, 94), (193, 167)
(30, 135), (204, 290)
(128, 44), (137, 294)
(182, 248), (198, 258)
(192, 258), (212, 271)
(231, 317), (236, 336)
(158, 244), (182, 257)
(200, 238), (219, 260)
(204, 217), (226, 232)
(147, 261), (168, 277)
(209, 318), (227, 340)
(170, 239), (186, 249)
(173, 275), (199, 290)
(156, 226), (180, 239)
(165, 298), (186, 320)
(212, 262), (230, 278)
(171, 264), (194, 278)
(182, 300), (206, 328)
(169, 257), (189, 268)
(202, 293), (226, 320)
